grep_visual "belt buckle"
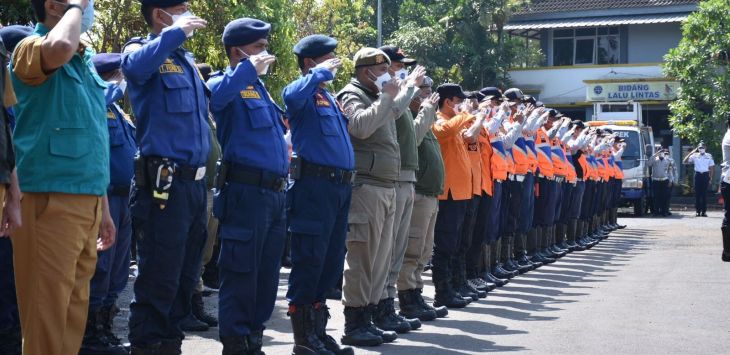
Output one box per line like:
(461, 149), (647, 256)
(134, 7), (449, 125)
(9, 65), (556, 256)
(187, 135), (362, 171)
(195, 166), (207, 181)
(348, 170), (357, 185)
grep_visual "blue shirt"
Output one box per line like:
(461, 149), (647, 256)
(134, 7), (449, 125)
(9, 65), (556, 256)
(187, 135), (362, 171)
(282, 67), (354, 170)
(207, 60), (288, 176)
(121, 27), (210, 167)
(105, 82), (137, 186)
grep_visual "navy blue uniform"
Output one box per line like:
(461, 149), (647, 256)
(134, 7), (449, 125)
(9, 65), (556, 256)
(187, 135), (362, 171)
(89, 82), (136, 311)
(208, 59), (288, 337)
(283, 67), (354, 305)
(122, 27), (210, 346)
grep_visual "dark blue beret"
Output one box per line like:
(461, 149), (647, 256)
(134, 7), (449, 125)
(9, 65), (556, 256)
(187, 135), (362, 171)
(293, 35), (337, 58)
(92, 53), (122, 74)
(222, 18), (271, 47)
(138, 0), (187, 7)
(0, 25), (34, 53)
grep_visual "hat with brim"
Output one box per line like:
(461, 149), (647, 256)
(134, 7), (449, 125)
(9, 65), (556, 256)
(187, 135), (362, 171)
(437, 83), (467, 100)
(353, 47), (391, 67)
(378, 45), (417, 65)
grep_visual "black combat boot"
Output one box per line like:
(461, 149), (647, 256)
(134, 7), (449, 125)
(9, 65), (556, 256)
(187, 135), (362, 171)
(313, 304), (354, 355)
(505, 235), (531, 274)
(548, 226), (568, 257)
(566, 219), (585, 251)
(373, 298), (414, 333)
(415, 288), (447, 318)
(492, 239), (515, 279)
(365, 305), (397, 343)
(159, 338), (182, 355)
(0, 326), (22, 355)
(179, 310), (209, 332)
(433, 280), (468, 309)
(514, 233), (537, 270)
(452, 260), (480, 301)
(556, 224), (572, 252)
(341, 307), (383, 347)
(79, 308), (128, 355)
(613, 208), (626, 229)
(130, 343), (160, 355)
(247, 330), (266, 355)
(288, 304), (334, 355)
(481, 243), (509, 287)
(398, 289), (437, 321)
(722, 227), (730, 262)
(192, 291), (218, 327)
(99, 304), (126, 347)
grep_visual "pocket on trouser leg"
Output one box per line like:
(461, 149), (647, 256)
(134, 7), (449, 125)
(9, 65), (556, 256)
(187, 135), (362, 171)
(346, 213), (369, 243)
(218, 226), (254, 273)
(289, 219), (323, 266)
(403, 227), (423, 259)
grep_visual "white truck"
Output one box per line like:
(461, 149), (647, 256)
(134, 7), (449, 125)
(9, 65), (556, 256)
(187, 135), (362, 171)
(588, 102), (655, 216)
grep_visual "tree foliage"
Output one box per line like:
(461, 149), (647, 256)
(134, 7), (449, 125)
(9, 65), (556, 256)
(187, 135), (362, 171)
(663, 0), (730, 152)
(1, 0), (540, 100)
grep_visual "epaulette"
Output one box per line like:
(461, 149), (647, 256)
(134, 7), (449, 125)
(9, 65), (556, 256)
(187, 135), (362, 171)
(122, 36), (148, 54)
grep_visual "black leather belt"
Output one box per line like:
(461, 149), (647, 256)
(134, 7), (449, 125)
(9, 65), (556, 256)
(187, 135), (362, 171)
(108, 185), (131, 197)
(174, 164), (206, 181)
(301, 161), (356, 185)
(226, 163), (287, 192)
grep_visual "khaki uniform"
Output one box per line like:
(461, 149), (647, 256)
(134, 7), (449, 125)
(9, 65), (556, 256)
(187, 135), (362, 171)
(338, 79), (402, 307)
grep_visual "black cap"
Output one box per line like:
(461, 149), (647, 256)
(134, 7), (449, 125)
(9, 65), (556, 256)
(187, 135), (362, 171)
(437, 83), (467, 101)
(571, 120), (585, 129)
(503, 88), (524, 102)
(479, 87), (502, 101)
(523, 95), (536, 105)
(420, 76), (434, 88)
(222, 18), (271, 47)
(293, 34), (338, 58)
(378, 45), (417, 65)
(603, 128), (614, 134)
(0, 25), (33, 53)
(466, 91), (485, 101)
(548, 109), (563, 118)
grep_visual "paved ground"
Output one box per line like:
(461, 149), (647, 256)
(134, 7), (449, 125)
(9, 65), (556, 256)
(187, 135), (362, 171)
(115, 210), (730, 354)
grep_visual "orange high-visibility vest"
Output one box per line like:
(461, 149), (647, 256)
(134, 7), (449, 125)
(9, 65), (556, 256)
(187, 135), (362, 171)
(489, 134), (510, 182)
(479, 130), (494, 196)
(466, 137), (482, 196)
(525, 136), (538, 174)
(433, 111), (473, 201)
(551, 138), (568, 177)
(564, 144), (577, 183)
(535, 129), (554, 178)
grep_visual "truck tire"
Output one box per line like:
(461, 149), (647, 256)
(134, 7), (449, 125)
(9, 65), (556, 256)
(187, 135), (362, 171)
(634, 198), (645, 217)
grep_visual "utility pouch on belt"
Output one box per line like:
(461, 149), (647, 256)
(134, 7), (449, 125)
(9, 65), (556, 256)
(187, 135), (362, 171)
(148, 157), (174, 209)
(214, 160), (229, 191)
(133, 155), (148, 188)
(289, 156), (302, 180)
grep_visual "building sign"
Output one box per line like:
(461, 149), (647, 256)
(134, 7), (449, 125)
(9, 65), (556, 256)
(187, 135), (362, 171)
(586, 81), (679, 101)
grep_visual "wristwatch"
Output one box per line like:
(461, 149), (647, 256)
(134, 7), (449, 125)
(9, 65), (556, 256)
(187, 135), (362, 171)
(65, 4), (83, 13)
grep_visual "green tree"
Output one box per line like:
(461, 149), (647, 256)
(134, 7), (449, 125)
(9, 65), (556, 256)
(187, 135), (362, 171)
(663, 0), (730, 153)
(0, 0), (33, 25)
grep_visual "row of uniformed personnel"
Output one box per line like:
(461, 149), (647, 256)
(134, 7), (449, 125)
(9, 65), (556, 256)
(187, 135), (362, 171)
(0, 0), (629, 354)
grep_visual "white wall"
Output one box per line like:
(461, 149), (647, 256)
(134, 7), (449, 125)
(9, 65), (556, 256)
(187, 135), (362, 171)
(508, 64), (664, 104)
(627, 23), (683, 63)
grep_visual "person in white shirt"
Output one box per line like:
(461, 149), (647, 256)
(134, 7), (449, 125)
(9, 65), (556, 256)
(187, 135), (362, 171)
(684, 142), (715, 216)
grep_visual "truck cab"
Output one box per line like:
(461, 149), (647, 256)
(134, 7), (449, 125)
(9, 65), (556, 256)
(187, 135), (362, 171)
(588, 102), (655, 216)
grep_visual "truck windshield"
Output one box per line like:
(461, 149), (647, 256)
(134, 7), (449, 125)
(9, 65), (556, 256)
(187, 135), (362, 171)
(615, 130), (640, 169)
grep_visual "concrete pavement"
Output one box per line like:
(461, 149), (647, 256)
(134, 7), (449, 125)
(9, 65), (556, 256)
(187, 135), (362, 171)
(115, 211), (730, 354)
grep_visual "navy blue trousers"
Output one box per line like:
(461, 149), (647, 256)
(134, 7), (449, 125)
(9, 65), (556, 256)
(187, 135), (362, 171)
(128, 179), (208, 346)
(568, 181), (585, 220)
(534, 178), (556, 226)
(695, 172), (710, 214)
(501, 179), (523, 237)
(90, 194), (132, 310)
(0, 238), (18, 330)
(558, 182), (574, 224)
(217, 182), (286, 337)
(518, 173), (535, 234)
(286, 176), (351, 305)
(433, 198), (468, 282)
(485, 182), (503, 244)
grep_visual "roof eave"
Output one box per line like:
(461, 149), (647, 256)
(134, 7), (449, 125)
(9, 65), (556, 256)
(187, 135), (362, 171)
(510, 4), (698, 22)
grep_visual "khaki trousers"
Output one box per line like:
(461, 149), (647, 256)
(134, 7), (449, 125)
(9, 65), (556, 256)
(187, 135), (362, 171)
(12, 192), (101, 355)
(383, 181), (415, 299)
(197, 189), (219, 292)
(397, 193), (439, 290)
(342, 184), (396, 307)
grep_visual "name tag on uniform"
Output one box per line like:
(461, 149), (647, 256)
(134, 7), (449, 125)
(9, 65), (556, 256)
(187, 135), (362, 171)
(315, 93), (330, 107)
(159, 59), (184, 74)
(241, 86), (261, 99)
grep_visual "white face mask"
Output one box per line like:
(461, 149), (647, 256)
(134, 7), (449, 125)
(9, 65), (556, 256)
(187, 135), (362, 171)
(162, 10), (196, 37)
(239, 49), (271, 75)
(394, 68), (408, 81)
(369, 70), (392, 92)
